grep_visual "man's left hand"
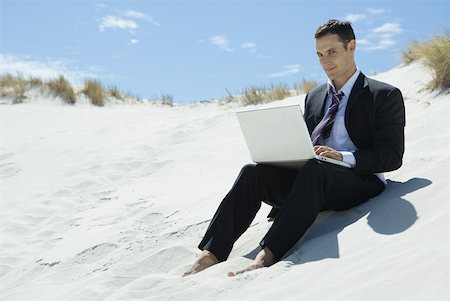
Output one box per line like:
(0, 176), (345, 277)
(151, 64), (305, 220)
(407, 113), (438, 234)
(314, 145), (343, 161)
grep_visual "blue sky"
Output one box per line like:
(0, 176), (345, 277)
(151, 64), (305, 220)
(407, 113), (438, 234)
(1, 0), (449, 103)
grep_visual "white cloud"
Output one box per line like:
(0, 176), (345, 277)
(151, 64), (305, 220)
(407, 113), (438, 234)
(378, 38), (396, 47)
(345, 14), (366, 23)
(0, 54), (103, 85)
(373, 23), (403, 35)
(357, 39), (371, 46)
(358, 38), (397, 51)
(357, 18), (402, 51)
(123, 10), (159, 26)
(210, 35), (234, 52)
(367, 8), (387, 14)
(241, 42), (256, 53)
(270, 64), (300, 78)
(283, 64), (300, 69)
(97, 10), (159, 45)
(258, 54), (270, 59)
(99, 15), (139, 32)
(96, 3), (107, 10)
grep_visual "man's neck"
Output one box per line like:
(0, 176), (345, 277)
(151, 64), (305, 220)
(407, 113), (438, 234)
(332, 66), (357, 91)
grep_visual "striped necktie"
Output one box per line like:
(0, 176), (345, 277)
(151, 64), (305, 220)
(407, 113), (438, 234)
(311, 87), (344, 145)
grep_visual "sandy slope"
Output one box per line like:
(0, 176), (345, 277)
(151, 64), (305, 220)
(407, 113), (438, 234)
(0, 62), (449, 300)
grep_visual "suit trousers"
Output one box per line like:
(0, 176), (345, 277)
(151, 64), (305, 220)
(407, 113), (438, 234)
(198, 159), (385, 262)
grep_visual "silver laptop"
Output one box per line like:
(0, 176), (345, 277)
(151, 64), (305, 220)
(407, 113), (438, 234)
(236, 104), (352, 169)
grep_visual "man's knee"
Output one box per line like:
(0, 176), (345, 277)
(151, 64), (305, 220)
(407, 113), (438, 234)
(301, 159), (323, 174)
(241, 163), (256, 172)
(240, 163), (276, 178)
(235, 164), (258, 184)
(240, 163), (257, 176)
(292, 160), (328, 187)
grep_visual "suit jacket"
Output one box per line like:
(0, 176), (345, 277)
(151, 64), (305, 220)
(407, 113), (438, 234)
(304, 72), (405, 174)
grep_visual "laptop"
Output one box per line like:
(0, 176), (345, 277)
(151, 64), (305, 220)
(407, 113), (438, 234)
(236, 104), (352, 169)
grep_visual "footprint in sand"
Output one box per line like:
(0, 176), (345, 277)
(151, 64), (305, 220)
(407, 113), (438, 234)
(115, 246), (194, 276)
(140, 211), (162, 222)
(164, 220), (210, 240)
(72, 243), (118, 264)
(0, 152), (14, 161)
(0, 162), (21, 178)
(94, 190), (119, 203)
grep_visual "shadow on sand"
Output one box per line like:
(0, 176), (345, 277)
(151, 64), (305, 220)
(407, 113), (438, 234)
(244, 177), (432, 264)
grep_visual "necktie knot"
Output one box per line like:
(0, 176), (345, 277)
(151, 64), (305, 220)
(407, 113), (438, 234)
(329, 87), (344, 104)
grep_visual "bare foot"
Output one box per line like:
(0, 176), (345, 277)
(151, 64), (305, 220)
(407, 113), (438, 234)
(227, 247), (274, 277)
(182, 250), (219, 277)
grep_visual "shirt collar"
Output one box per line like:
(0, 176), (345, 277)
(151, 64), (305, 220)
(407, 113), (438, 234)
(327, 68), (361, 97)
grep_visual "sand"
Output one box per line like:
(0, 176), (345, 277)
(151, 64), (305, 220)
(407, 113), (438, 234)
(0, 62), (449, 300)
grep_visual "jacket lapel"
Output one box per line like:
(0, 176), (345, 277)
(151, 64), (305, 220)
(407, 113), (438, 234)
(313, 85), (329, 124)
(345, 72), (368, 120)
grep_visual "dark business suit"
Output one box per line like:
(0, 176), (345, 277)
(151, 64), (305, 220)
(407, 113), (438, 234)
(198, 72), (405, 262)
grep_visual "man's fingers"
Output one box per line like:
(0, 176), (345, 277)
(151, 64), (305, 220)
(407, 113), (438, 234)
(321, 150), (337, 159)
(314, 146), (343, 161)
(314, 145), (332, 153)
(316, 147), (333, 156)
(317, 150), (330, 157)
(318, 150), (343, 161)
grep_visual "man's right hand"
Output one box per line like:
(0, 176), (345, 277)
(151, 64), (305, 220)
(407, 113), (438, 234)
(314, 145), (343, 161)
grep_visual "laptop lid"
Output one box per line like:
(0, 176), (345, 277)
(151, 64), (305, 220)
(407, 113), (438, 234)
(236, 104), (351, 169)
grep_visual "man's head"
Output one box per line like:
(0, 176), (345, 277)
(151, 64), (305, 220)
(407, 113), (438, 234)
(315, 19), (355, 49)
(315, 19), (357, 89)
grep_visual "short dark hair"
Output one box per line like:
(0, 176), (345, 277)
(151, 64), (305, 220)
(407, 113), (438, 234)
(315, 19), (355, 48)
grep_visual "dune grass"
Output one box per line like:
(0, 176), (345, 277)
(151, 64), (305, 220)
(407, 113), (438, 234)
(0, 74), (147, 105)
(160, 93), (174, 106)
(108, 85), (124, 101)
(294, 78), (319, 95)
(82, 79), (106, 106)
(0, 73), (45, 103)
(222, 80), (318, 106)
(0, 74), (26, 103)
(402, 32), (450, 91)
(47, 75), (76, 104)
(240, 83), (291, 106)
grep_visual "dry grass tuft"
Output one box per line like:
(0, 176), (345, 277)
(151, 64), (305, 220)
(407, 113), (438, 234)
(0, 74), (144, 105)
(83, 79), (105, 106)
(28, 76), (44, 88)
(0, 74), (26, 103)
(294, 78), (319, 95)
(402, 32), (450, 91)
(160, 93), (174, 106)
(0, 74), (20, 90)
(222, 88), (237, 103)
(108, 85), (124, 101)
(47, 75), (76, 104)
(241, 84), (291, 106)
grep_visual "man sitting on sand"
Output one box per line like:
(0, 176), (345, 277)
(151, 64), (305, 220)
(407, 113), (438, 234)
(183, 19), (405, 277)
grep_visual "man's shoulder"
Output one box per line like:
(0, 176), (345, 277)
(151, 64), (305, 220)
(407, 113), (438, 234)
(365, 76), (399, 93)
(307, 75), (399, 95)
(363, 76), (404, 107)
(306, 74), (402, 99)
(307, 83), (327, 97)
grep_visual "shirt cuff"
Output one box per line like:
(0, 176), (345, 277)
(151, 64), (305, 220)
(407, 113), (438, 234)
(340, 151), (356, 167)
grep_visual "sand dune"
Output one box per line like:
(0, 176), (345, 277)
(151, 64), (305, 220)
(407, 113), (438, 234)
(0, 62), (449, 300)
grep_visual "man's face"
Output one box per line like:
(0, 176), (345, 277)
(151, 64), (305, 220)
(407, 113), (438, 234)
(315, 34), (356, 83)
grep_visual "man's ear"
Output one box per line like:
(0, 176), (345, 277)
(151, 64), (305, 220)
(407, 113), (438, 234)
(348, 39), (356, 52)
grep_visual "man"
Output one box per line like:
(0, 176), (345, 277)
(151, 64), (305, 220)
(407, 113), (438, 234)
(183, 19), (405, 277)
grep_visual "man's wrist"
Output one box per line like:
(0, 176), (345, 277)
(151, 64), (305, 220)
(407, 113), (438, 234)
(340, 151), (356, 167)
